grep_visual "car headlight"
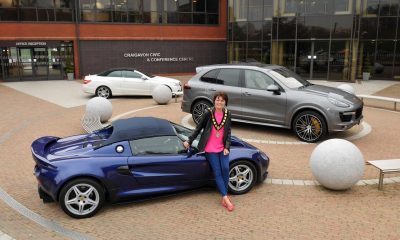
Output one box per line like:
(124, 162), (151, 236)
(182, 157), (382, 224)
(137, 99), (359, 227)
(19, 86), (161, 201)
(328, 97), (350, 108)
(259, 151), (269, 161)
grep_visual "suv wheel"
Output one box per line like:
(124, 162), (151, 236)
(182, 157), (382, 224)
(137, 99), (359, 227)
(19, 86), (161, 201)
(293, 110), (327, 143)
(191, 100), (212, 124)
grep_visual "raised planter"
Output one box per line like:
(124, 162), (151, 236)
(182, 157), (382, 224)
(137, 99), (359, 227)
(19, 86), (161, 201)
(362, 72), (370, 81)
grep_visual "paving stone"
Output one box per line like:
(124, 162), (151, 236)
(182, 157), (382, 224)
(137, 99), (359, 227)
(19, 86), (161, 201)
(282, 179), (293, 185)
(293, 180), (305, 186)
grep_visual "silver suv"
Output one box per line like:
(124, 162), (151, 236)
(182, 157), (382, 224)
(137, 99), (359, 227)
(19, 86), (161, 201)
(181, 64), (363, 143)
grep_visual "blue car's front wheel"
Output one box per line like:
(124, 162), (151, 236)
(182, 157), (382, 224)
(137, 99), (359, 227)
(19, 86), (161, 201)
(228, 161), (257, 195)
(59, 178), (105, 219)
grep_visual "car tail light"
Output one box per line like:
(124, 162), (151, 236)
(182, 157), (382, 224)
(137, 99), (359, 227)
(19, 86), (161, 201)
(184, 83), (191, 89)
(83, 79), (91, 84)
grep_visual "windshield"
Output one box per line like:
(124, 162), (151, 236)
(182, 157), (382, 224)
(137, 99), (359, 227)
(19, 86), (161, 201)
(269, 67), (312, 89)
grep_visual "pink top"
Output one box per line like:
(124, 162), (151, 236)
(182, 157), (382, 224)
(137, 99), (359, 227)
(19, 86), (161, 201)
(204, 111), (225, 153)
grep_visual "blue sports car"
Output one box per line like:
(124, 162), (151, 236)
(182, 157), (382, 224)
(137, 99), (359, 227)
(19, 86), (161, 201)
(32, 117), (269, 218)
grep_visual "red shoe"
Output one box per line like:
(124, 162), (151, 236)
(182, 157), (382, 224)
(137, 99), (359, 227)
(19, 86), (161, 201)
(222, 197), (234, 212)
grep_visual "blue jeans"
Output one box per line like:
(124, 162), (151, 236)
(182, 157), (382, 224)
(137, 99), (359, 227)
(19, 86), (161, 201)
(206, 152), (229, 196)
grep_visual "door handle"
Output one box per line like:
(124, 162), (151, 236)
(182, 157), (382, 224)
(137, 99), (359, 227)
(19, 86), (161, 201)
(208, 88), (216, 91)
(243, 92), (251, 96)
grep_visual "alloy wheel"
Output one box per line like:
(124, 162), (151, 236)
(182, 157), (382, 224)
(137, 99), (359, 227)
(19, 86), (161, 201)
(294, 113), (323, 142)
(229, 164), (254, 192)
(64, 183), (100, 217)
(192, 101), (211, 124)
(96, 86), (111, 98)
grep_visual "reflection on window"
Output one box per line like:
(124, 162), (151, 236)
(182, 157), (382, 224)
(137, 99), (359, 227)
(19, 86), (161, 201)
(130, 136), (185, 155)
(234, 0), (247, 21)
(216, 69), (241, 87)
(264, 0), (273, 19)
(245, 70), (274, 89)
(334, 0), (351, 14)
(248, 0), (263, 21)
(364, 0), (379, 15)
(283, 0), (297, 15)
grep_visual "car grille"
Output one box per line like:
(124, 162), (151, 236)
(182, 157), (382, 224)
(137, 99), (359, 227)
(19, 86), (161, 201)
(339, 107), (363, 122)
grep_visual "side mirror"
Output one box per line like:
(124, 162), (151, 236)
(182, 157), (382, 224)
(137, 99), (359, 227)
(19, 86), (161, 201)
(141, 76), (148, 80)
(267, 84), (281, 95)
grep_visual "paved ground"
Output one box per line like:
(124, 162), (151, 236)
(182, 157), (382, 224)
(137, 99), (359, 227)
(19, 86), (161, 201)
(0, 78), (400, 239)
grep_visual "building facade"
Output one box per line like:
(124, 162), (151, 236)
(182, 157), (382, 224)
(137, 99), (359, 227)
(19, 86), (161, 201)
(0, 0), (399, 82)
(228, 0), (400, 81)
(0, 0), (226, 81)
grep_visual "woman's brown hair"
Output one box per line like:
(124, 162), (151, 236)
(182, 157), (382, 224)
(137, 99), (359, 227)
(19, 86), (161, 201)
(213, 91), (228, 106)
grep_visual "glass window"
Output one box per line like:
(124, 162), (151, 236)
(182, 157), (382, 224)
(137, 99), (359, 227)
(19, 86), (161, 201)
(228, 42), (247, 62)
(263, 20), (272, 41)
(331, 15), (353, 39)
(248, 21), (262, 41)
(107, 71), (122, 77)
(262, 41), (271, 64)
(244, 70), (274, 89)
(216, 69), (241, 87)
(273, 41), (296, 71)
(200, 69), (219, 83)
(166, 0), (177, 11)
(19, 0), (36, 7)
(305, 0), (329, 15)
(233, 22), (247, 41)
(193, 13), (206, 24)
(379, 0), (399, 16)
(206, 0), (218, 13)
(264, 0), (273, 19)
(283, 0), (297, 15)
(178, 0), (191, 12)
(365, 0), (379, 15)
(329, 40), (351, 80)
(193, 0), (205, 12)
(206, 13), (218, 24)
(297, 16), (331, 39)
(278, 17), (296, 39)
(130, 136), (185, 155)
(360, 18), (378, 39)
(374, 40), (395, 79)
(248, 0), (263, 21)
(378, 17), (397, 39)
(247, 42), (262, 62)
(123, 70), (142, 78)
(234, 0), (247, 21)
(334, 0), (351, 13)
(36, 0), (54, 8)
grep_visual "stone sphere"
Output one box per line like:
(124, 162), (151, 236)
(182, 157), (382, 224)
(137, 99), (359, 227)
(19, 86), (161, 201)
(337, 84), (355, 95)
(310, 139), (364, 190)
(86, 97), (113, 123)
(152, 85), (172, 105)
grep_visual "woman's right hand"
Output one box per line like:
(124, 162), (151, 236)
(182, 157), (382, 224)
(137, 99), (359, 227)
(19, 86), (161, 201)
(183, 141), (190, 149)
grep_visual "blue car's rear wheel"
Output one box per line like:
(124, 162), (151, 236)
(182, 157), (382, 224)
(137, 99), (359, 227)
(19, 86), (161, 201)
(228, 161), (257, 195)
(59, 178), (105, 219)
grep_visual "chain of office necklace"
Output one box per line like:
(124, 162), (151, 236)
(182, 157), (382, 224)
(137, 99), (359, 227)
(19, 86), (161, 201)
(210, 108), (227, 138)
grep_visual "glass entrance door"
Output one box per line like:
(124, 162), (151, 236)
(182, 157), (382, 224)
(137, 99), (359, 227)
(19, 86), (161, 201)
(19, 48), (33, 78)
(32, 47), (49, 78)
(296, 41), (329, 80)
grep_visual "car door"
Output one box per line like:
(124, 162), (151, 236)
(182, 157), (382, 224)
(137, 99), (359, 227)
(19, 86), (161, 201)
(240, 69), (287, 125)
(121, 70), (149, 95)
(203, 68), (242, 118)
(103, 70), (124, 94)
(126, 136), (209, 195)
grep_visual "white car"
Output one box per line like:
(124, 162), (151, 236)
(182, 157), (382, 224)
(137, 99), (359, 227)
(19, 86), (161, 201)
(82, 68), (183, 99)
